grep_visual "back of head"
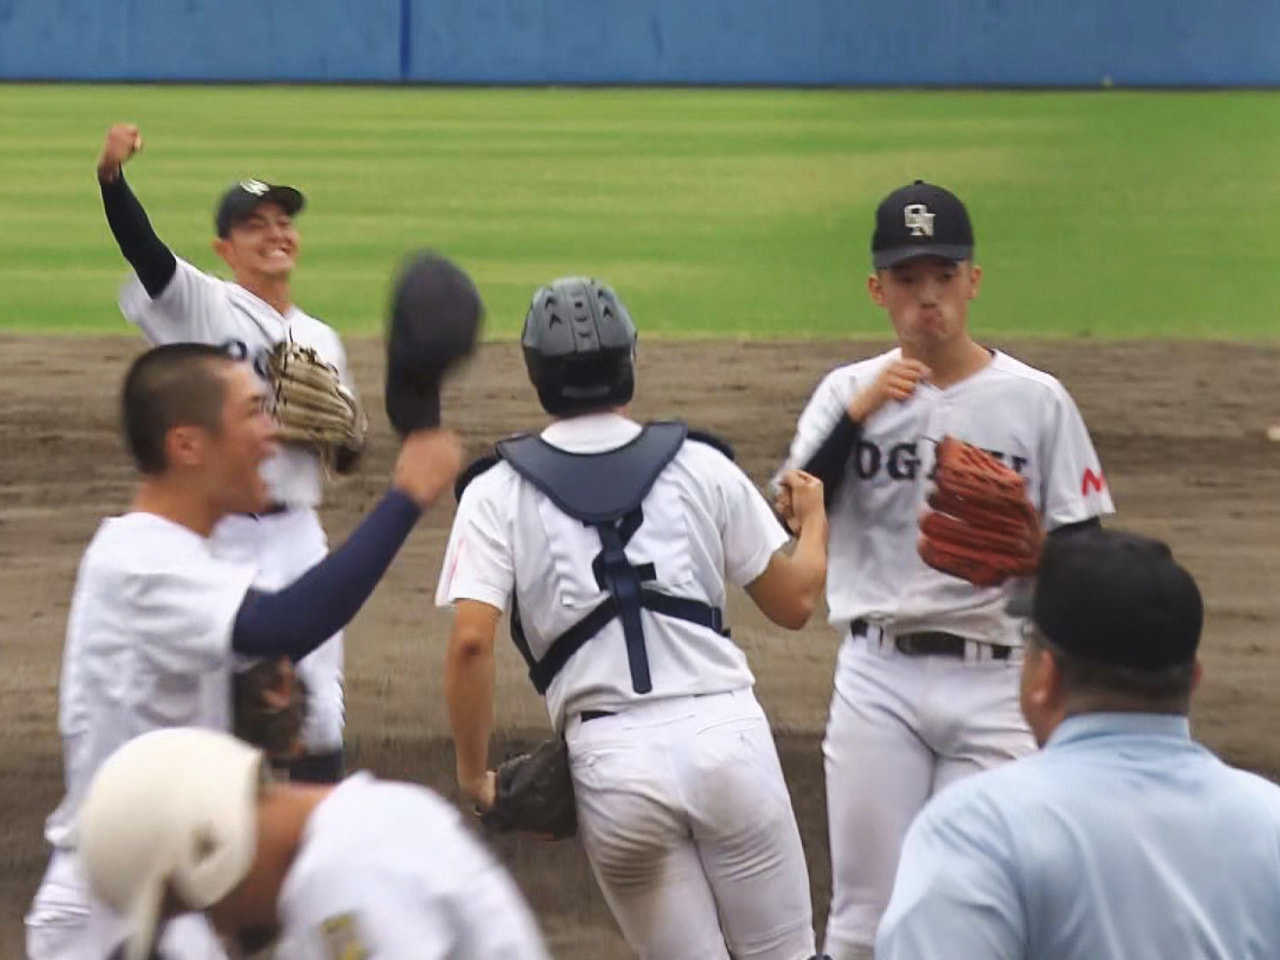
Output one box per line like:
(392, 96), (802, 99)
(76, 728), (263, 960)
(1019, 528), (1204, 708)
(522, 277), (637, 417)
(122, 344), (232, 475)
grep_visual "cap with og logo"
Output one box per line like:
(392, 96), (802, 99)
(871, 180), (975, 269)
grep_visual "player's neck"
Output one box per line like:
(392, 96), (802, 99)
(909, 337), (992, 390)
(222, 785), (332, 933)
(236, 274), (293, 317)
(132, 479), (224, 538)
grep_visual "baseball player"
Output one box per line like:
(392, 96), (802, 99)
(75, 726), (550, 960)
(776, 181), (1115, 959)
(25, 343), (461, 960)
(437, 278), (831, 960)
(97, 122), (360, 783)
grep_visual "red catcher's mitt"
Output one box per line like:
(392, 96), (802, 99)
(919, 436), (1043, 587)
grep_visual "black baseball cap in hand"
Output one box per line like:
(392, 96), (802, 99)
(872, 180), (974, 270)
(215, 179), (305, 237)
(1008, 529), (1203, 670)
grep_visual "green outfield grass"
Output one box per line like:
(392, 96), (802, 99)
(0, 84), (1277, 338)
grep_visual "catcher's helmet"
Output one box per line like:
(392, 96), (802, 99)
(522, 277), (636, 417)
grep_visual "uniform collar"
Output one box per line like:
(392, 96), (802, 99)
(541, 412), (642, 453)
(1046, 712), (1192, 750)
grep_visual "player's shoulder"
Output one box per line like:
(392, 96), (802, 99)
(674, 427), (737, 469)
(828, 347), (899, 384)
(292, 775), (467, 882)
(986, 350), (1074, 400)
(83, 513), (199, 567)
(454, 449), (521, 508)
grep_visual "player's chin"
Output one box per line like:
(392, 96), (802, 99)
(231, 480), (273, 516)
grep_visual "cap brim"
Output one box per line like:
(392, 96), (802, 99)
(259, 185), (305, 217)
(873, 244), (972, 270)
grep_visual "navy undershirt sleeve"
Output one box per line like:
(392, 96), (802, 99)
(231, 490), (422, 660)
(801, 415), (863, 509)
(100, 172), (177, 298)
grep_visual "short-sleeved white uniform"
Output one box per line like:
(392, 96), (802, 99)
(779, 348), (1115, 959)
(120, 258), (350, 752)
(273, 773), (549, 959)
(25, 513), (256, 960)
(437, 413), (817, 960)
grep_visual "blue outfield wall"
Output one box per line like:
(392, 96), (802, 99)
(1, 0), (1278, 86)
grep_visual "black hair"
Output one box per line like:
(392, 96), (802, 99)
(121, 343), (234, 475)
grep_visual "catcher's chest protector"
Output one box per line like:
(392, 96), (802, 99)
(494, 422), (728, 695)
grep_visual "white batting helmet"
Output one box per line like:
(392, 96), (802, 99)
(75, 727), (264, 960)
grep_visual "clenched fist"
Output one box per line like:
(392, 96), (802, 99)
(848, 358), (931, 424)
(774, 469), (826, 536)
(96, 123), (144, 184)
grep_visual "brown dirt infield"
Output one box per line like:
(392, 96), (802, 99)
(2, 336), (1278, 956)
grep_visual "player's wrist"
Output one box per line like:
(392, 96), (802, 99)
(847, 395), (874, 424)
(458, 768), (490, 800)
(96, 161), (121, 185)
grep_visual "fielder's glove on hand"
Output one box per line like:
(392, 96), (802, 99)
(479, 738), (578, 841)
(918, 435), (1043, 587)
(232, 657), (309, 761)
(266, 339), (367, 473)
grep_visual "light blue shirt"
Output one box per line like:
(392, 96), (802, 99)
(876, 713), (1280, 960)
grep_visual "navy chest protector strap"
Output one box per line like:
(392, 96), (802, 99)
(495, 421), (729, 695)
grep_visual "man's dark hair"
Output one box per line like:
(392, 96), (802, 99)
(121, 343), (233, 475)
(1027, 627), (1196, 714)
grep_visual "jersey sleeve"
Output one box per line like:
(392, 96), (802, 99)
(434, 471), (515, 611)
(123, 555), (256, 674)
(774, 366), (857, 488)
(874, 791), (1025, 960)
(1037, 382), (1116, 529)
(719, 459), (790, 588)
(118, 257), (238, 346)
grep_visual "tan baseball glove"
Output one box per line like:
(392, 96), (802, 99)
(918, 435), (1043, 587)
(266, 339), (367, 473)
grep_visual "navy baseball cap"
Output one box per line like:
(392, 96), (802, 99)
(1008, 529), (1203, 670)
(215, 179), (305, 238)
(872, 180), (974, 270)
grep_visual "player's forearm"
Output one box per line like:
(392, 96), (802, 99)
(231, 490), (422, 660)
(446, 629), (496, 794)
(99, 172), (176, 298)
(785, 515), (829, 622)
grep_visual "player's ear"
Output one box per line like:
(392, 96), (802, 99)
(165, 424), (205, 470)
(867, 271), (887, 307)
(967, 262), (982, 300)
(212, 236), (233, 268)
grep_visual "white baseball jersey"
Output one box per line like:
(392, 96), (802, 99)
(27, 511), (255, 959)
(436, 413), (788, 732)
(274, 773), (549, 960)
(781, 348), (1114, 648)
(120, 256), (351, 508)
